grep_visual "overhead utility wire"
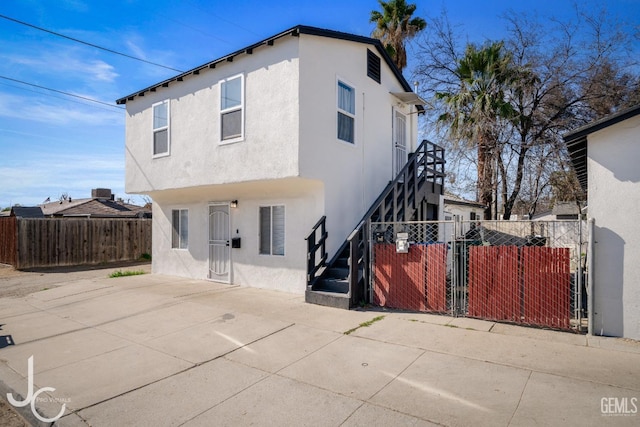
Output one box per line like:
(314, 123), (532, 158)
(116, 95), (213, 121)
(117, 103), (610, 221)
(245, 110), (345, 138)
(0, 14), (184, 73)
(0, 75), (125, 109)
(0, 81), (123, 114)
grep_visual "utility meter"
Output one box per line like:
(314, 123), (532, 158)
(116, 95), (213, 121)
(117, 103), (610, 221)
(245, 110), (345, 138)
(396, 232), (409, 253)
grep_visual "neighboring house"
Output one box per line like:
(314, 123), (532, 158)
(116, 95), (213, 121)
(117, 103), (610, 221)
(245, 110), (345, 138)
(564, 104), (640, 340)
(117, 25), (443, 296)
(531, 202), (581, 221)
(40, 188), (151, 218)
(9, 206), (44, 218)
(443, 193), (484, 221)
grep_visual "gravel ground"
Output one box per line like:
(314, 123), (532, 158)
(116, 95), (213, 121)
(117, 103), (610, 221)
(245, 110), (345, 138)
(0, 262), (151, 298)
(0, 399), (29, 427)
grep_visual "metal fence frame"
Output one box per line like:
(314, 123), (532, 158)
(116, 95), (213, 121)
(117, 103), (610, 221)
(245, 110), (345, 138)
(369, 219), (589, 333)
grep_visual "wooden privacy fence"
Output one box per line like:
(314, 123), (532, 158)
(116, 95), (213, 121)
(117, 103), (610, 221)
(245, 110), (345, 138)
(0, 217), (151, 269)
(0, 216), (17, 266)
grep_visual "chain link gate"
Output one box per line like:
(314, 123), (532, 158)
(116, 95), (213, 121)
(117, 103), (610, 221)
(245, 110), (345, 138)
(369, 219), (589, 332)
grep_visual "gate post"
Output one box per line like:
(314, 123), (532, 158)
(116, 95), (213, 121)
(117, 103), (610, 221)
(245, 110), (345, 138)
(587, 218), (595, 336)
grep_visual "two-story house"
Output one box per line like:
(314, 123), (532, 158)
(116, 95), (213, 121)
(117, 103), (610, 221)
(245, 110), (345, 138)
(117, 25), (444, 301)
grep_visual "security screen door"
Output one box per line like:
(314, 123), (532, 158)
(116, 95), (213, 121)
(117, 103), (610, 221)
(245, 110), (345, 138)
(208, 203), (230, 283)
(394, 110), (407, 177)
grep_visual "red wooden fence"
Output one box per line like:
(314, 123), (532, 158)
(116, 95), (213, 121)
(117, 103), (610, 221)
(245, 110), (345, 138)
(373, 243), (448, 313)
(522, 247), (571, 330)
(468, 246), (571, 330)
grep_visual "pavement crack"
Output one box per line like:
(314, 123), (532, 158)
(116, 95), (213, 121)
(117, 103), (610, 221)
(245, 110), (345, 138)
(508, 370), (532, 426)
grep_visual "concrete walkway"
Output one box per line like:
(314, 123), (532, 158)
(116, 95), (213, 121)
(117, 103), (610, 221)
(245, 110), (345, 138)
(0, 269), (639, 426)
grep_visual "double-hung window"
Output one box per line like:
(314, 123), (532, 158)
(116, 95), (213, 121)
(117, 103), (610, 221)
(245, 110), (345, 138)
(220, 74), (244, 143)
(337, 80), (356, 144)
(259, 205), (285, 256)
(152, 100), (170, 156)
(172, 209), (188, 249)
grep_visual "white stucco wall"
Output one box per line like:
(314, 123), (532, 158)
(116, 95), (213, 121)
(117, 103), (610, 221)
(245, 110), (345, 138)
(588, 113), (640, 340)
(150, 179), (323, 294)
(443, 203), (483, 221)
(298, 35), (419, 256)
(123, 31), (423, 293)
(125, 36), (300, 194)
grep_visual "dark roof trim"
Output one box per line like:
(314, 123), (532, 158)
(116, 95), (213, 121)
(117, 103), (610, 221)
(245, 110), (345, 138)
(563, 104), (640, 192)
(116, 25), (422, 112)
(444, 198), (486, 208)
(563, 104), (640, 143)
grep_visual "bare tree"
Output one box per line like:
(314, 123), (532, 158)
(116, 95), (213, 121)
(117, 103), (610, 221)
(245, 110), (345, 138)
(414, 6), (639, 218)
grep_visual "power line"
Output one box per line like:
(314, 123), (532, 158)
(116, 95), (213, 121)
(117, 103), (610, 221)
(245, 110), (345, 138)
(0, 81), (123, 114)
(0, 13), (185, 73)
(0, 75), (125, 110)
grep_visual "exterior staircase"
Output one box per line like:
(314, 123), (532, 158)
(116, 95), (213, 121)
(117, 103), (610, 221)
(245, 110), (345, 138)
(305, 139), (445, 309)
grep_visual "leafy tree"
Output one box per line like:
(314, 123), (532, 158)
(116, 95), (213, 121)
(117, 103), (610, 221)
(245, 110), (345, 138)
(370, 0), (426, 72)
(435, 41), (515, 219)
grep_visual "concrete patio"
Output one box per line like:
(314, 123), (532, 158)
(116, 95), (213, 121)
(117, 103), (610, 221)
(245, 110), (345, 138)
(0, 267), (638, 426)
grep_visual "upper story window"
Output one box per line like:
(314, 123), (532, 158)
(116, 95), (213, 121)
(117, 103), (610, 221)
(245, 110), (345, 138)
(152, 100), (170, 157)
(220, 74), (244, 143)
(367, 49), (381, 83)
(337, 80), (355, 144)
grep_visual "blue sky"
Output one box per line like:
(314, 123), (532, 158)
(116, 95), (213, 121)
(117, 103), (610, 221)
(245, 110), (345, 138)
(1, 0), (638, 208)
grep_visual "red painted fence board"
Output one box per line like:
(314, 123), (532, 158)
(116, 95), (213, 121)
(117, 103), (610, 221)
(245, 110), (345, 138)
(425, 244), (447, 312)
(468, 246), (520, 322)
(523, 247), (571, 330)
(374, 243), (448, 313)
(468, 246), (571, 330)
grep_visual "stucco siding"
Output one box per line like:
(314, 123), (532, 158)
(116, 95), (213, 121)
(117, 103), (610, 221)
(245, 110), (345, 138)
(125, 37), (300, 194)
(150, 178), (324, 293)
(298, 34), (419, 256)
(588, 113), (640, 340)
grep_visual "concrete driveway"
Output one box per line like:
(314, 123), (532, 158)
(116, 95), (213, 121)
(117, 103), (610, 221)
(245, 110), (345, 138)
(0, 266), (639, 426)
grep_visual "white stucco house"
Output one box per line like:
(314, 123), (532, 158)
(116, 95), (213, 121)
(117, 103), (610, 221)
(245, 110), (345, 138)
(443, 193), (485, 221)
(564, 104), (640, 340)
(117, 26), (443, 301)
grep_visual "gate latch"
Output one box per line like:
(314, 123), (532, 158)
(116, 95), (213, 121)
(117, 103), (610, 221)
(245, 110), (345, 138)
(396, 232), (409, 253)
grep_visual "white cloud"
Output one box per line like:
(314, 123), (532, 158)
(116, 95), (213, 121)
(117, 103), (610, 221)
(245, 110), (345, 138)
(0, 92), (123, 126)
(2, 48), (119, 84)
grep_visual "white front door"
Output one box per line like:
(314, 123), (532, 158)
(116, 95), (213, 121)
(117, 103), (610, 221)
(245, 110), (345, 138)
(208, 203), (230, 283)
(393, 110), (407, 177)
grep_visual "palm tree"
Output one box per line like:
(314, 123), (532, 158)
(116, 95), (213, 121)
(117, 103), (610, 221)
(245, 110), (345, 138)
(436, 42), (515, 219)
(370, 0), (426, 72)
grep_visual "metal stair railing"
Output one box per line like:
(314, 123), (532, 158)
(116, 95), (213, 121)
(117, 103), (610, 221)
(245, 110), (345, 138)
(306, 140), (445, 304)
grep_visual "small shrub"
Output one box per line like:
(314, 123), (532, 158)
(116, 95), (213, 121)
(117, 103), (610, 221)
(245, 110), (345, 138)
(140, 253), (152, 261)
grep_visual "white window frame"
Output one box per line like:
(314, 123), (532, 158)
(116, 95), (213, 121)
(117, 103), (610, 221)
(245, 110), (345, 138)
(171, 208), (188, 249)
(258, 205), (285, 256)
(219, 74), (245, 144)
(336, 78), (356, 144)
(152, 99), (170, 158)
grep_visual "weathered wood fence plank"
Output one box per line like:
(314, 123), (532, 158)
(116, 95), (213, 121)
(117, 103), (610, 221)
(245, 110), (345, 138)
(3, 218), (152, 269)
